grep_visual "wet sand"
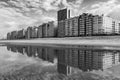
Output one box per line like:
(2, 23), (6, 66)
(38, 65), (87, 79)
(1, 36), (120, 47)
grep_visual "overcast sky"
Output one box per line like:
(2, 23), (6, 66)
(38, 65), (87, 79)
(0, 0), (120, 38)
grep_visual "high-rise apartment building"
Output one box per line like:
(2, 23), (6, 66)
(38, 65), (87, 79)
(37, 25), (43, 38)
(93, 15), (120, 35)
(58, 20), (65, 37)
(78, 13), (93, 36)
(78, 14), (120, 36)
(102, 16), (113, 34)
(42, 23), (47, 38)
(25, 27), (32, 39)
(93, 15), (103, 35)
(57, 8), (70, 37)
(11, 31), (18, 39)
(31, 27), (38, 38)
(42, 21), (55, 38)
(112, 19), (120, 34)
(72, 17), (79, 36)
(47, 21), (55, 37)
(86, 14), (93, 36)
(65, 16), (79, 37)
(57, 8), (70, 21)
(7, 33), (11, 40)
(17, 29), (25, 39)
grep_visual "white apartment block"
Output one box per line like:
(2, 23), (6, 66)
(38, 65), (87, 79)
(112, 19), (120, 34)
(93, 15), (120, 35)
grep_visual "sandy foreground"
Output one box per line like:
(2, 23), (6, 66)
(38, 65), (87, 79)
(1, 36), (120, 47)
(0, 37), (120, 80)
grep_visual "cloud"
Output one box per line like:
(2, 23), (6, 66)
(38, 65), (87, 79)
(87, 0), (120, 17)
(0, 7), (37, 38)
(89, 0), (120, 21)
(0, 0), (84, 38)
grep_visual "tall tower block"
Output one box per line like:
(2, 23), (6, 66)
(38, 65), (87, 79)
(57, 8), (70, 21)
(57, 8), (70, 37)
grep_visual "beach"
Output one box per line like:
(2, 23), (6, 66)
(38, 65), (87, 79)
(1, 36), (120, 47)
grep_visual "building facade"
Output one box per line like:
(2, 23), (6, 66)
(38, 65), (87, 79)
(57, 8), (70, 21)
(10, 31), (18, 39)
(93, 15), (120, 35)
(37, 25), (43, 38)
(47, 21), (55, 37)
(31, 27), (38, 38)
(78, 13), (93, 36)
(65, 16), (79, 37)
(57, 8), (70, 37)
(112, 19), (120, 34)
(93, 15), (103, 35)
(58, 20), (65, 37)
(17, 29), (25, 39)
(25, 27), (32, 39)
(7, 33), (11, 40)
(42, 21), (55, 38)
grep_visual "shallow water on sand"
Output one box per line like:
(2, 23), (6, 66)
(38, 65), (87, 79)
(0, 44), (120, 80)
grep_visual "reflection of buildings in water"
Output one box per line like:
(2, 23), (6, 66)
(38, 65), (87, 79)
(37, 47), (55, 63)
(57, 49), (120, 75)
(16, 46), (24, 54)
(58, 63), (76, 75)
(78, 50), (93, 71)
(57, 49), (79, 75)
(24, 46), (37, 57)
(25, 46), (32, 57)
(92, 50), (120, 70)
(6, 45), (120, 75)
(10, 46), (18, 53)
(7, 45), (25, 54)
(7, 45), (55, 63)
(7, 45), (11, 51)
(7, 45), (19, 53)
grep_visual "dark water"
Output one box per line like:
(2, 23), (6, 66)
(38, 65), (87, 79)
(0, 44), (120, 80)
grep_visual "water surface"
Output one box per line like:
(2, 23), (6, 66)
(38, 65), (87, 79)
(0, 44), (120, 80)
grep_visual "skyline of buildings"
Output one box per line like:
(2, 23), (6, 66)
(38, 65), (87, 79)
(57, 9), (120, 37)
(7, 21), (56, 40)
(7, 8), (120, 39)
